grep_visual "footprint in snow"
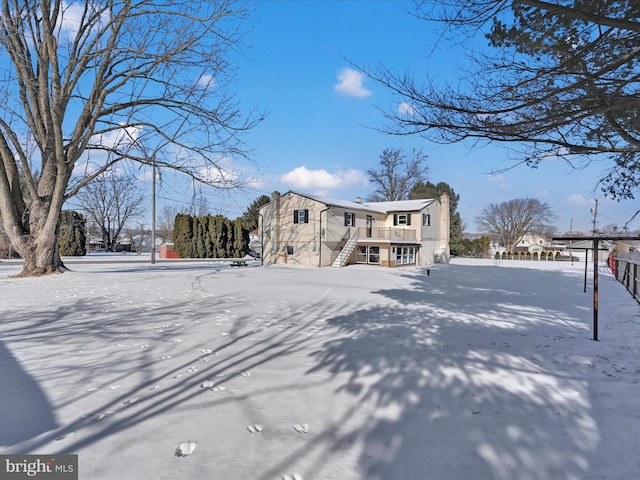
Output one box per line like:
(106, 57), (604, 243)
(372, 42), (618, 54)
(293, 424), (309, 434)
(175, 441), (197, 457)
(87, 412), (109, 423)
(240, 370), (251, 377)
(282, 474), (303, 480)
(55, 432), (75, 441)
(247, 424), (263, 433)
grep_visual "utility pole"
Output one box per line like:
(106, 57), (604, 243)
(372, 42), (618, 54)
(591, 198), (599, 340)
(151, 155), (156, 265)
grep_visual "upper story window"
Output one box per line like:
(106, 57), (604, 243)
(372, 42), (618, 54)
(393, 213), (411, 226)
(422, 213), (431, 226)
(344, 212), (356, 226)
(293, 209), (309, 224)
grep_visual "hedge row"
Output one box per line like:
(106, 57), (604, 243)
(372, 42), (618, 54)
(173, 214), (249, 259)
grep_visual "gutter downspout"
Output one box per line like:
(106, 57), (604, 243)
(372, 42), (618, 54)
(258, 211), (264, 267)
(319, 206), (330, 267)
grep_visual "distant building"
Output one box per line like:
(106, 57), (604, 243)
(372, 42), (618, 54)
(248, 229), (262, 256)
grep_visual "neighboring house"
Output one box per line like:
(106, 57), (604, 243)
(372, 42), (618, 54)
(248, 229), (262, 256)
(259, 191), (450, 268)
(490, 232), (589, 261)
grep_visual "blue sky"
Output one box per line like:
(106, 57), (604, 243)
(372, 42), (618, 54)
(157, 0), (639, 234)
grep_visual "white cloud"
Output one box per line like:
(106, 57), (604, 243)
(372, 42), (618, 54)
(280, 166), (368, 190)
(334, 68), (372, 98)
(397, 102), (417, 115)
(57, 2), (109, 40)
(487, 174), (512, 190)
(91, 125), (142, 149)
(566, 194), (593, 206)
(197, 74), (217, 90)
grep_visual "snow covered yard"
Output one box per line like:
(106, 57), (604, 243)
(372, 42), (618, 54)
(1, 258), (639, 480)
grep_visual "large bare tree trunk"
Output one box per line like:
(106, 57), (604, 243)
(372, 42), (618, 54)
(3, 198), (65, 277)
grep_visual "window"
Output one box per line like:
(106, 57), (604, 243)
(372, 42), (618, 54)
(393, 246), (416, 265)
(422, 214), (431, 226)
(368, 246), (380, 264)
(286, 246), (294, 255)
(344, 212), (355, 226)
(356, 245), (380, 264)
(393, 213), (411, 226)
(293, 209), (309, 224)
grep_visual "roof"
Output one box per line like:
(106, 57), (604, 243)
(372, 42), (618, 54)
(260, 190), (436, 214)
(565, 239), (615, 250)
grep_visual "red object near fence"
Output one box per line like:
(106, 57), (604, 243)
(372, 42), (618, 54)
(160, 244), (180, 259)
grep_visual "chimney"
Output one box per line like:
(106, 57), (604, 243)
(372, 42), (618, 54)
(439, 193), (450, 260)
(355, 196), (362, 204)
(272, 191), (281, 261)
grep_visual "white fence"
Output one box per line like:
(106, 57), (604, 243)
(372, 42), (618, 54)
(615, 252), (640, 304)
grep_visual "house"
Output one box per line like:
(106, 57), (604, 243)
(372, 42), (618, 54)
(248, 229), (262, 256)
(490, 232), (585, 261)
(258, 191), (450, 267)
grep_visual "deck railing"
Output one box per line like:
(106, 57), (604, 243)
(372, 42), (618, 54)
(356, 227), (416, 241)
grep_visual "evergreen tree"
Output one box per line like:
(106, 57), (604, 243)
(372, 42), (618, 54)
(194, 216), (207, 258)
(409, 181), (464, 255)
(203, 215), (215, 258)
(173, 214), (193, 258)
(242, 195), (271, 230)
(213, 215), (229, 257)
(226, 217), (236, 257)
(232, 218), (249, 257)
(58, 211), (87, 256)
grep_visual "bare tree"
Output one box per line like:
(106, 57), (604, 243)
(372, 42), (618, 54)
(476, 198), (556, 253)
(0, 1), (261, 276)
(364, 1), (640, 201)
(125, 224), (149, 255)
(75, 171), (145, 252)
(367, 148), (429, 201)
(157, 204), (180, 244)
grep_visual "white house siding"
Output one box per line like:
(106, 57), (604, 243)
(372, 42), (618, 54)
(260, 192), (326, 266)
(417, 194), (450, 265)
(260, 191), (450, 268)
(321, 205), (387, 267)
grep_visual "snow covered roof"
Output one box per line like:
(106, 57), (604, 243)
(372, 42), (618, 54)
(276, 191), (436, 213)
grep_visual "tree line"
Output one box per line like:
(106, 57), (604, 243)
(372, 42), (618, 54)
(173, 214), (250, 259)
